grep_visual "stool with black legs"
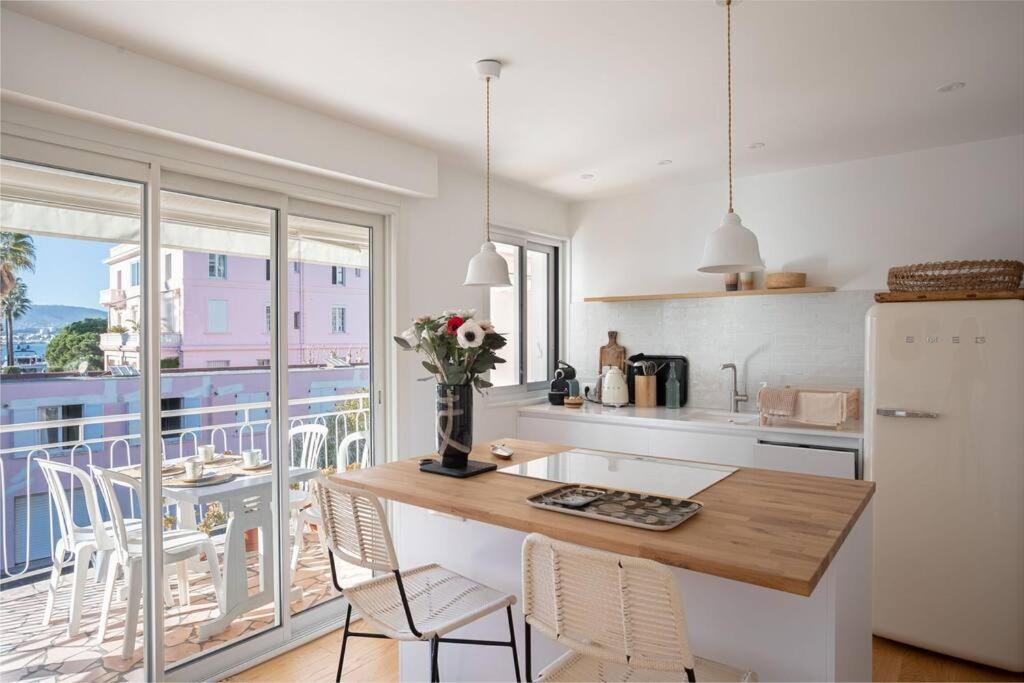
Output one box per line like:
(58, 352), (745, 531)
(316, 478), (521, 682)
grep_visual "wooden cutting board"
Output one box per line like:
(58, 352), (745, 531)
(598, 331), (626, 373)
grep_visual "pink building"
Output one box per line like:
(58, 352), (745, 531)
(99, 245), (369, 370)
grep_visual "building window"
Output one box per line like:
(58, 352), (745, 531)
(161, 397), (183, 433)
(265, 304), (272, 333)
(130, 261), (140, 287)
(331, 306), (347, 334)
(257, 359), (271, 367)
(164, 253), (172, 280)
(40, 404), (83, 447)
(293, 261), (301, 274)
(265, 259), (271, 281)
(331, 266), (347, 286)
(293, 311), (301, 330)
(488, 236), (560, 390)
(207, 299), (229, 333)
(208, 253), (227, 279)
(355, 268), (362, 278)
(206, 360), (230, 368)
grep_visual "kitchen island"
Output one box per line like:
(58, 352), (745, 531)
(335, 439), (875, 682)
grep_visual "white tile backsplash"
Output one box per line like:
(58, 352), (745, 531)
(568, 291), (876, 412)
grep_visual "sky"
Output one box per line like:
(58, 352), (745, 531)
(17, 235), (112, 309)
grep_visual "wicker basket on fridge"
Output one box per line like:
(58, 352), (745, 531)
(887, 260), (1023, 293)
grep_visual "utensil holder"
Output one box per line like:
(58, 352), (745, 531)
(634, 375), (657, 408)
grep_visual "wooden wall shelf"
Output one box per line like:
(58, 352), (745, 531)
(584, 286), (837, 303)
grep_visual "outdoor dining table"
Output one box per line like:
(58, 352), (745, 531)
(117, 460), (320, 640)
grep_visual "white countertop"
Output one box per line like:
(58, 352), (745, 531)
(519, 402), (863, 441)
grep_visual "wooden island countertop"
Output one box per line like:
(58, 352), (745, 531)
(334, 438), (875, 597)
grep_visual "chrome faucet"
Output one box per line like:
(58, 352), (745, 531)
(720, 362), (748, 413)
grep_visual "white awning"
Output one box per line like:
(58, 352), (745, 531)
(0, 160), (369, 267)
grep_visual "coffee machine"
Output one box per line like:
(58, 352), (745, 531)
(548, 361), (580, 405)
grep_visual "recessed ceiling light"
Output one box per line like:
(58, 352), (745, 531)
(748, 142), (765, 149)
(937, 81), (966, 93)
(657, 159), (673, 166)
(580, 173), (596, 180)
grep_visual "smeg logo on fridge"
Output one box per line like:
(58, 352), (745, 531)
(903, 335), (986, 344)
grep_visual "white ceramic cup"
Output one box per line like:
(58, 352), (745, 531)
(184, 458), (204, 480)
(242, 449), (262, 468)
(199, 444), (215, 462)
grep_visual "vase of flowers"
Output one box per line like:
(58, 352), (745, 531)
(395, 309), (507, 469)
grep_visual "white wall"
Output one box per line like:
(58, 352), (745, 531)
(571, 135), (1024, 298)
(395, 161), (569, 457)
(0, 9), (438, 197)
(568, 137), (1024, 409)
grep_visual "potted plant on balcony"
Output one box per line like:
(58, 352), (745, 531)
(394, 310), (506, 469)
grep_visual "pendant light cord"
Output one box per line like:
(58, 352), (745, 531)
(485, 75), (492, 242)
(726, 0), (734, 214)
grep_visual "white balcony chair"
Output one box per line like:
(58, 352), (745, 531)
(288, 424), (328, 570)
(521, 533), (757, 683)
(37, 459), (142, 636)
(316, 478), (520, 682)
(339, 431), (369, 470)
(91, 465), (224, 659)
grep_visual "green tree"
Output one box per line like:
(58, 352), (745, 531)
(0, 232), (36, 298)
(45, 317), (107, 372)
(1, 279), (32, 369)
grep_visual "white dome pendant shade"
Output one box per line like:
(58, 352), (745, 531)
(698, 0), (765, 275)
(464, 59), (512, 287)
(465, 240), (511, 286)
(697, 212), (764, 273)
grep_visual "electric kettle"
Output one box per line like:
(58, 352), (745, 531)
(600, 366), (629, 407)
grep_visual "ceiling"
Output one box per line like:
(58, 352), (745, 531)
(6, 1), (1023, 200)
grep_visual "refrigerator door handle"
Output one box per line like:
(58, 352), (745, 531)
(876, 408), (939, 418)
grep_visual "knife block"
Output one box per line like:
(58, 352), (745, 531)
(634, 376), (657, 408)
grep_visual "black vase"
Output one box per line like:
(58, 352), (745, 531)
(436, 383), (473, 469)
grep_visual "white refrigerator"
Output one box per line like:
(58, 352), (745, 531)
(865, 300), (1024, 672)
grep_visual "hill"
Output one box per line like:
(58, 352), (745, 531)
(13, 305), (107, 331)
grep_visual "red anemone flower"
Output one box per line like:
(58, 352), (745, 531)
(446, 316), (464, 334)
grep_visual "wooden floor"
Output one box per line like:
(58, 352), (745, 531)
(230, 630), (1022, 682)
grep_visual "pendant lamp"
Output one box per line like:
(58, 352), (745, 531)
(464, 59), (512, 287)
(698, 0), (764, 274)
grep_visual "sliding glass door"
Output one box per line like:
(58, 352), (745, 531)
(0, 137), (387, 682)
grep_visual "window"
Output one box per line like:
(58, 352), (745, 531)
(331, 306), (347, 334)
(40, 404), (83, 447)
(256, 358), (271, 367)
(265, 304), (272, 333)
(207, 299), (229, 333)
(293, 261), (301, 274)
(164, 253), (172, 279)
(160, 397), (182, 433)
(265, 259), (271, 281)
(355, 268), (362, 278)
(488, 235), (560, 390)
(331, 266), (346, 286)
(293, 311), (301, 330)
(208, 253), (227, 279)
(206, 360), (230, 368)
(130, 261), (140, 287)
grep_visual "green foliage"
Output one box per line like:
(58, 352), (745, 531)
(46, 317), (107, 371)
(160, 357), (180, 369)
(108, 324), (128, 333)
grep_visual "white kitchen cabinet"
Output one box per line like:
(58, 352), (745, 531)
(517, 406), (862, 479)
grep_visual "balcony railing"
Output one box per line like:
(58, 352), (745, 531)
(98, 288), (126, 308)
(0, 391), (370, 585)
(98, 332), (183, 350)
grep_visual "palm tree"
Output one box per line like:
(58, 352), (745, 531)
(2, 279), (32, 368)
(1, 232), (36, 298)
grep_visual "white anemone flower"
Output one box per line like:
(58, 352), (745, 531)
(456, 320), (485, 349)
(398, 326), (419, 348)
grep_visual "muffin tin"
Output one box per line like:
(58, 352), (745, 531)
(527, 483), (703, 531)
